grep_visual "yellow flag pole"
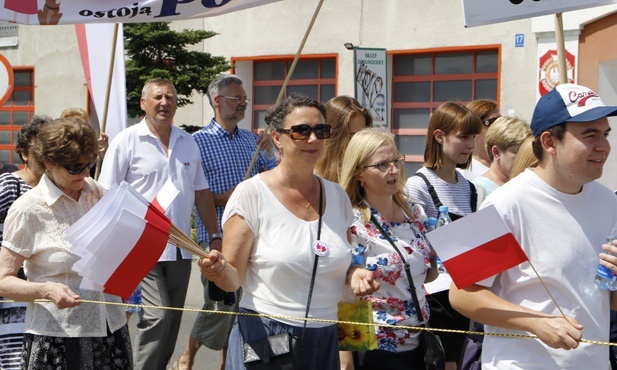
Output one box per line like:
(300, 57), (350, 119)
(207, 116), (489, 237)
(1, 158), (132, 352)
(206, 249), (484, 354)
(243, 0), (327, 180)
(554, 13), (568, 85)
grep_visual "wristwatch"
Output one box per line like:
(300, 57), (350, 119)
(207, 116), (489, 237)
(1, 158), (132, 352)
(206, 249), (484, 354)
(210, 233), (223, 241)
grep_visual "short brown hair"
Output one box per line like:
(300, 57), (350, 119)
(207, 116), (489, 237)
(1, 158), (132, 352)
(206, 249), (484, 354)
(424, 102), (482, 170)
(31, 118), (98, 169)
(265, 94), (326, 131)
(531, 123), (566, 161)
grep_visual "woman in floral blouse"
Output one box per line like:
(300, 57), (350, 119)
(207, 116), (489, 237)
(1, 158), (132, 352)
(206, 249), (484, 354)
(340, 128), (438, 370)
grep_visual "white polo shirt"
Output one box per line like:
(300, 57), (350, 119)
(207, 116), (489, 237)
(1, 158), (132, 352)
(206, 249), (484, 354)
(99, 119), (209, 261)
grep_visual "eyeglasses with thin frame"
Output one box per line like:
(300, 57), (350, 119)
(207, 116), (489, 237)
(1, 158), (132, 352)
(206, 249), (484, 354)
(483, 116), (500, 127)
(362, 155), (405, 172)
(277, 124), (332, 140)
(64, 161), (96, 175)
(218, 95), (250, 104)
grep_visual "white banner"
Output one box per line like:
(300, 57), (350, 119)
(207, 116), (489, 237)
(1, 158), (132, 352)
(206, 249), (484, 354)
(1, 0), (280, 25)
(354, 48), (388, 128)
(76, 24), (127, 142)
(462, 0), (617, 27)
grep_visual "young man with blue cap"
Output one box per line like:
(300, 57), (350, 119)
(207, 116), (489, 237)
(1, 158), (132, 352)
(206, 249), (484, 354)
(450, 83), (617, 369)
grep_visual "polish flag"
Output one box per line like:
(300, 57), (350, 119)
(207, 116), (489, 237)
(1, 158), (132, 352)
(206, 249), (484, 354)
(68, 182), (177, 299)
(425, 205), (528, 289)
(75, 23), (127, 142)
(151, 178), (180, 214)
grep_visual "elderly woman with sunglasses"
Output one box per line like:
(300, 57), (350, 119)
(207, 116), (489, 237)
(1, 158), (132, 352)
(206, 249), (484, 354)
(199, 94), (379, 370)
(339, 129), (438, 370)
(0, 118), (132, 369)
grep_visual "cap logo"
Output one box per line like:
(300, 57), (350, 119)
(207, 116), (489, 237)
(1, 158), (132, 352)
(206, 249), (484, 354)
(568, 90), (598, 107)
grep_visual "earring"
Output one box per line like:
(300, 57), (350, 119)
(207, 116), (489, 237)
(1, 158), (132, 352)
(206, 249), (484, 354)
(360, 180), (366, 188)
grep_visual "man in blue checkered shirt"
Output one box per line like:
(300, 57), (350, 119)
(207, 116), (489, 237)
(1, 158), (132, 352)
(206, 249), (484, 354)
(173, 74), (274, 370)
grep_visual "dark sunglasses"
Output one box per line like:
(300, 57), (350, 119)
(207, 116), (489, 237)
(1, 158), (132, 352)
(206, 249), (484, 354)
(277, 124), (332, 140)
(483, 116), (500, 126)
(63, 161), (95, 175)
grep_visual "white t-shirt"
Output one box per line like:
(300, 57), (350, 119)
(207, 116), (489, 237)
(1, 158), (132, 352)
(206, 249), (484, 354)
(222, 175), (353, 328)
(404, 167), (474, 219)
(99, 119), (209, 261)
(479, 169), (617, 370)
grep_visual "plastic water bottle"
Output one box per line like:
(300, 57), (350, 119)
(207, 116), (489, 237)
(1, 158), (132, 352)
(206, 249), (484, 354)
(126, 284), (142, 313)
(436, 206), (452, 228)
(435, 206), (452, 274)
(595, 233), (617, 290)
(426, 217), (437, 232)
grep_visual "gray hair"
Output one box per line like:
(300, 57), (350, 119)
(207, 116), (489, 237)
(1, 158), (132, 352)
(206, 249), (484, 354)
(207, 74), (244, 107)
(141, 78), (177, 99)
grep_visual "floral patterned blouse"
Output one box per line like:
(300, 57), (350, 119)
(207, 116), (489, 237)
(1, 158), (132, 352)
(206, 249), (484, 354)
(350, 201), (433, 353)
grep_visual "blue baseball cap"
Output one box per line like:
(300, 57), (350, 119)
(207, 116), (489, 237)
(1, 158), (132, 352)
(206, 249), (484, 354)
(530, 83), (617, 137)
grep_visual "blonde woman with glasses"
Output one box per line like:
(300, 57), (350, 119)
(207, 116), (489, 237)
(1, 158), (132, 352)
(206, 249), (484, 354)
(340, 128), (438, 370)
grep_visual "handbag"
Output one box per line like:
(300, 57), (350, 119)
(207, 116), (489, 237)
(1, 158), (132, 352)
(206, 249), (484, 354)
(370, 215), (446, 370)
(240, 179), (324, 369)
(337, 299), (378, 351)
(242, 332), (298, 370)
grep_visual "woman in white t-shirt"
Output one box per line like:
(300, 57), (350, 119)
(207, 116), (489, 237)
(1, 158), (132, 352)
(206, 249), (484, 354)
(198, 94), (379, 370)
(404, 101), (482, 370)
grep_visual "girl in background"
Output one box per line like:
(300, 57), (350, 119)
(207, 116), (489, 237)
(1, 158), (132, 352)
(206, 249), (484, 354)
(315, 96), (373, 183)
(404, 102), (482, 370)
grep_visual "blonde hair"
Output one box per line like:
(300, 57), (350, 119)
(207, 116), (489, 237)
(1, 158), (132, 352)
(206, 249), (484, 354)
(509, 136), (538, 179)
(424, 102), (482, 170)
(485, 116), (532, 161)
(316, 96), (373, 183)
(340, 128), (412, 223)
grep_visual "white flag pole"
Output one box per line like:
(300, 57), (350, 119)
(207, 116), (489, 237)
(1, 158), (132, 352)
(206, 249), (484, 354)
(94, 23), (120, 180)
(554, 13), (568, 85)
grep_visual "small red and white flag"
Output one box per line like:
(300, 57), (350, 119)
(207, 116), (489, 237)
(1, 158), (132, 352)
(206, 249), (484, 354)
(67, 182), (178, 299)
(151, 178), (180, 214)
(425, 205), (528, 289)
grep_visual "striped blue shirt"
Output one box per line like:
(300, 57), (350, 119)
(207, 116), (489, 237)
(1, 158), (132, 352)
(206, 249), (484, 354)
(193, 119), (273, 243)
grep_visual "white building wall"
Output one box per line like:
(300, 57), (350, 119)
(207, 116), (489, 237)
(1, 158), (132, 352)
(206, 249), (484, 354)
(1, 0), (615, 153)
(2, 25), (87, 118)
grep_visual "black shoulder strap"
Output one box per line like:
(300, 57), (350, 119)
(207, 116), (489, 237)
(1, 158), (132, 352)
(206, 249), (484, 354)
(468, 180), (477, 212)
(412, 172), (442, 211)
(370, 214), (427, 326)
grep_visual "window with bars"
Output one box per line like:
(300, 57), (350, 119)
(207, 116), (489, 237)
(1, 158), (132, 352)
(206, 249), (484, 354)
(252, 56), (337, 130)
(391, 48), (499, 175)
(0, 68), (34, 165)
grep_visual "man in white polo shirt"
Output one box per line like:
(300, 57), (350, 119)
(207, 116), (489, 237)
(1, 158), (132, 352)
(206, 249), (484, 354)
(99, 78), (221, 370)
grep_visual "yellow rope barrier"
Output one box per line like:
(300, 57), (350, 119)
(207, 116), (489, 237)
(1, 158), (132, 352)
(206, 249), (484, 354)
(4, 298), (616, 347)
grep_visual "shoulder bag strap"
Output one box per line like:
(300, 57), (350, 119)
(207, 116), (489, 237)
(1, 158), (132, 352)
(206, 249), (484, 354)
(370, 214), (426, 326)
(468, 180), (477, 212)
(413, 172), (443, 212)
